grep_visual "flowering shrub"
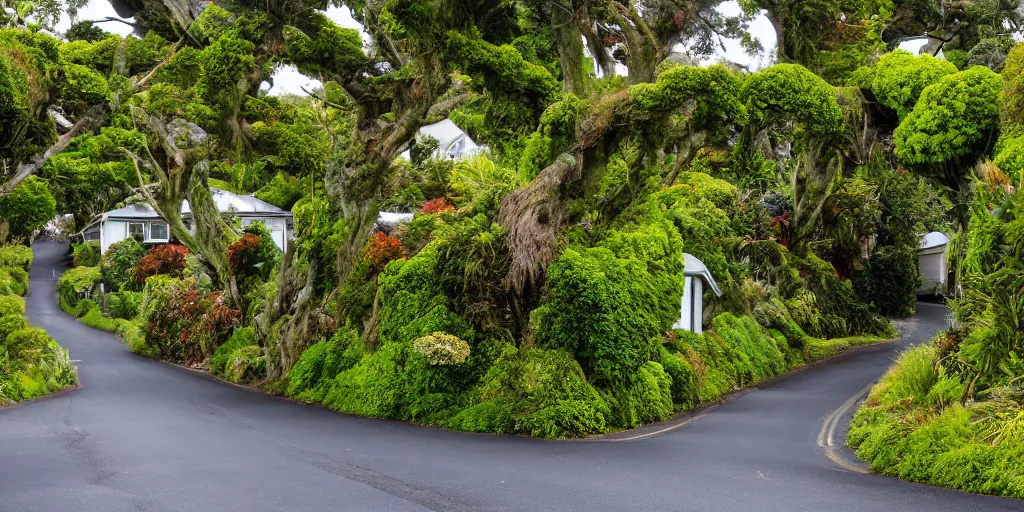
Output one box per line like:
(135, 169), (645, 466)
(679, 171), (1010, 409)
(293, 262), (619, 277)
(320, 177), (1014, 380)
(421, 197), (454, 214)
(135, 244), (189, 283)
(364, 232), (407, 271)
(412, 332), (470, 365)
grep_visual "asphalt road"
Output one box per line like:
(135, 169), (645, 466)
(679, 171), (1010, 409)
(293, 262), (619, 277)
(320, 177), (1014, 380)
(1, 241), (1020, 512)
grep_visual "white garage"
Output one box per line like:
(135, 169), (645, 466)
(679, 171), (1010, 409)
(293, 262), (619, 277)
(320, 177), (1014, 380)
(917, 232), (950, 296)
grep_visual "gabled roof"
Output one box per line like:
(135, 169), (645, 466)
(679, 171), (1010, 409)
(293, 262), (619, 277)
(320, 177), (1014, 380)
(683, 253), (723, 297)
(104, 188), (291, 220)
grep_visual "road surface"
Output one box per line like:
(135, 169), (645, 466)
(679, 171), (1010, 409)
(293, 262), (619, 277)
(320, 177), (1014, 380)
(1, 242), (1019, 511)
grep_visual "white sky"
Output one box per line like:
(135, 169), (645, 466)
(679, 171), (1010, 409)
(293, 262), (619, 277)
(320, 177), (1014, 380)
(62, 0), (776, 95)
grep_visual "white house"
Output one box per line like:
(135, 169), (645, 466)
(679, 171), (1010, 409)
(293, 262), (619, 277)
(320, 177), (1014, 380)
(673, 253), (723, 333)
(918, 232), (950, 296)
(78, 188), (293, 254)
(400, 118), (484, 160)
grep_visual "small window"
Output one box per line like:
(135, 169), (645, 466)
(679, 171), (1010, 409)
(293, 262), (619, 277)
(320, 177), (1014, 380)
(149, 222), (169, 241)
(127, 223), (145, 241)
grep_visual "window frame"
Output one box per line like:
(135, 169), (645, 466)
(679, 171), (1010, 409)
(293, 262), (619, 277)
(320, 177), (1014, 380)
(148, 222), (170, 242)
(127, 222), (145, 241)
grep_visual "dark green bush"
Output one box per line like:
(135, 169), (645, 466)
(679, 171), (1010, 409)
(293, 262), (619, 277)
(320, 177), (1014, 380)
(108, 291), (142, 320)
(533, 246), (670, 383)
(101, 238), (148, 291)
(855, 246), (920, 317)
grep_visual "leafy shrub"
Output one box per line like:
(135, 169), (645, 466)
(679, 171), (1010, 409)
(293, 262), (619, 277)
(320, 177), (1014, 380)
(411, 332), (470, 365)
(0, 295), (25, 316)
(139, 277), (239, 364)
(854, 246), (920, 317)
(101, 238), (148, 290)
(0, 245), (32, 271)
(286, 327), (363, 402)
(209, 327), (266, 383)
(135, 244), (189, 283)
(80, 305), (118, 331)
(3, 327), (51, 358)
(364, 232), (407, 271)
(56, 265), (100, 313)
(609, 361), (675, 428)
(0, 177), (57, 240)
(0, 266), (28, 296)
(0, 314), (27, 340)
(708, 313), (786, 385)
(447, 347), (611, 438)
(533, 245), (675, 383)
(108, 291), (142, 320)
(72, 241), (101, 267)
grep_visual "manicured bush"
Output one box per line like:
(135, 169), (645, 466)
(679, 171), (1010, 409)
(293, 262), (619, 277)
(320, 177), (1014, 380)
(101, 238), (148, 290)
(3, 327), (51, 358)
(609, 361), (675, 428)
(0, 245), (32, 271)
(708, 313), (786, 385)
(0, 295), (25, 316)
(135, 244), (189, 283)
(0, 314), (27, 340)
(56, 265), (100, 314)
(0, 266), (28, 296)
(72, 241), (101, 267)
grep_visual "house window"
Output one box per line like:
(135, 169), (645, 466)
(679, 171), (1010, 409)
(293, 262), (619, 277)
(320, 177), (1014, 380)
(128, 223), (145, 241)
(149, 222), (169, 242)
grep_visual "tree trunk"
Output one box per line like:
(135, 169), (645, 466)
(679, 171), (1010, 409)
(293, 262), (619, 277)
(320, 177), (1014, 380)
(551, 0), (586, 95)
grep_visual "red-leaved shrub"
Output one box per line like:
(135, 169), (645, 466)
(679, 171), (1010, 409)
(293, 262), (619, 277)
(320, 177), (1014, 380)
(144, 278), (239, 365)
(364, 232), (407, 271)
(135, 244), (189, 283)
(228, 233), (261, 272)
(422, 197), (454, 214)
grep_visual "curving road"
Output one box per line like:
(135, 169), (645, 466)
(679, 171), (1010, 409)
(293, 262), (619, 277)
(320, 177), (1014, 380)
(1, 242), (1020, 512)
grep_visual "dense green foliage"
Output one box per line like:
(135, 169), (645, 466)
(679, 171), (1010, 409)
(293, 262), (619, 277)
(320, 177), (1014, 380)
(0, 245), (76, 405)
(9, 0), (1022, 471)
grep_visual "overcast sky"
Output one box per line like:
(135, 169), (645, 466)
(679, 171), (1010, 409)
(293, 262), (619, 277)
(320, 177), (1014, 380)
(60, 0), (777, 96)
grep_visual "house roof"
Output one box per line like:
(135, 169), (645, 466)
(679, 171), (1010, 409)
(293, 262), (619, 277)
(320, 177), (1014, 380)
(683, 253), (723, 297)
(919, 231), (950, 251)
(401, 118), (484, 160)
(104, 188), (292, 220)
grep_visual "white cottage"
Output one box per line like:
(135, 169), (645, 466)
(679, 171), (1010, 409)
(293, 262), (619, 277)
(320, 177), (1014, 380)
(673, 253), (723, 333)
(918, 232), (950, 296)
(78, 188), (293, 254)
